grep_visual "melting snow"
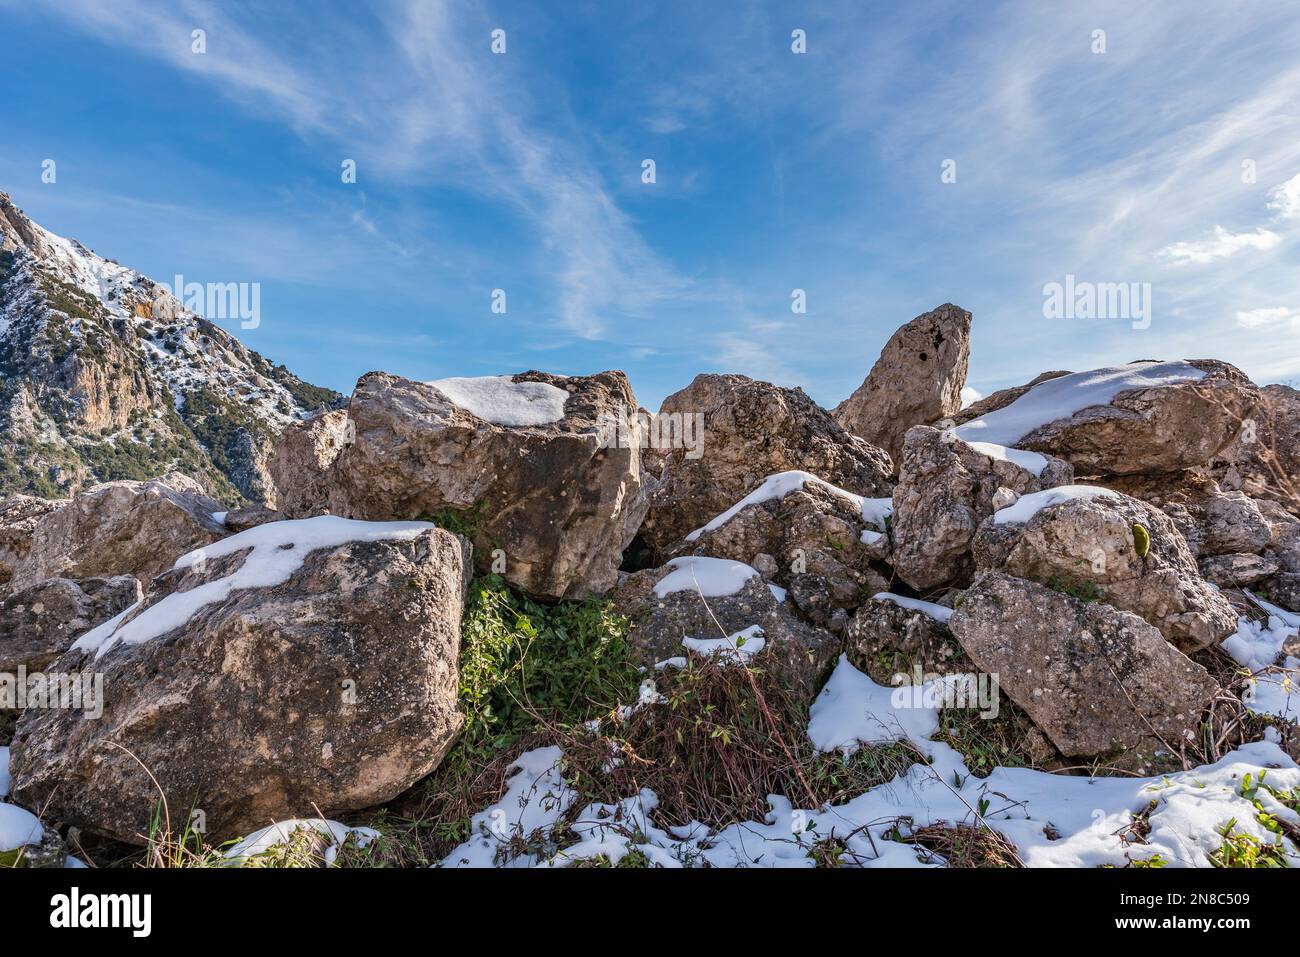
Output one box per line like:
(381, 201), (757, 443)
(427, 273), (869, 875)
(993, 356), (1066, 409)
(653, 556), (762, 598)
(872, 592), (954, 624)
(861, 497), (894, 531)
(1224, 594), (1300, 723)
(992, 484), (1120, 525)
(72, 516), (434, 659)
(953, 361), (1207, 446)
(428, 375), (568, 426)
(682, 625), (766, 664)
(807, 655), (944, 753)
(442, 746), (575, 868)
(961, 440), (1050, 477)
(0, 803), (43, 853)
(224, 819), (380, 866)
(686, 470), (866, 541)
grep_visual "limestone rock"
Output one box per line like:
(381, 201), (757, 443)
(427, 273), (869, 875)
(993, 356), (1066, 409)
(832, 303), (972, 465)
(891, 426), (1073, 592)
(972, 488), (1236, 652)
(9, 474), (225, 591)
(325, 371), (651, 600)
(0, 576), (141, 672)
(9, 517), (469, 844)
(638, 374), (893, 557)
(268, 409), (353, 518)
(949, 572), (1217, 762)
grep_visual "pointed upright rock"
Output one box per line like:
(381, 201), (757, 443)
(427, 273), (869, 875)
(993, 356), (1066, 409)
(833, 303), (972, 466)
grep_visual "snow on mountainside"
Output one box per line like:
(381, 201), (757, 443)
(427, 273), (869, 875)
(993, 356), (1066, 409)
(0, 191), (340, 504)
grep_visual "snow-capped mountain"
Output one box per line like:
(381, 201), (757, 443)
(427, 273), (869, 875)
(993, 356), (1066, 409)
(0, 191), (339, 504)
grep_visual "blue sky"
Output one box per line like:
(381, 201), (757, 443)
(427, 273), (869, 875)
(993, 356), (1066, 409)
(2, 0), (1299, 409)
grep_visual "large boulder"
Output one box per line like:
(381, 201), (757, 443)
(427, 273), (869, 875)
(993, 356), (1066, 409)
(1216, 384), (1300, 511)
(663, 472), (892, 631)
(891, 426), (1073, 592)
(324, 371), (651, 600)
(952, 360), (1259, 478)
(0, 576), (141, 672)
(9, 516), (469, 844)
(971, 487), (1237, 652)
(8, 474), (225, 591)
(1190, 490), (1272, 556)
(610, 558), (839, 698)
(844, 596), (961, 685)
(268, 408), (352, 518)
(0, 495), (64, 592)
(949, 572), (1217, 764)
(639, 374), (893, 555)
(832, 303), (972, 465)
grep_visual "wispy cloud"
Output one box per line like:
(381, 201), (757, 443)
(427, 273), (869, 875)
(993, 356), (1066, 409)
(24, 0), (695, 341)
(1236, 306), (1300, 329)
(1159, 226), (1282, 266)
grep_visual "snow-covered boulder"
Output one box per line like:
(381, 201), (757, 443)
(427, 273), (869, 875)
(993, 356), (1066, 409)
(9, 473), (225, 591)
(952, 360), (1258, 477)
(610, 556), (838, 697)
(324, 370), (651, 600)
(971, 487), (1237, 652)
(0, 575), (140, 672)
(950, 572), (1217, 764)
(890, 425), (1073, 592)
(832, 302), (972, 466)
(638, 374), (893, 557)
(664, 471), (892, 631)
(9, 516), (470, 844)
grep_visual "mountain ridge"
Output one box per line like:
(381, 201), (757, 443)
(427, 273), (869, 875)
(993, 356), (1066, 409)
(0, 191), (340, 504)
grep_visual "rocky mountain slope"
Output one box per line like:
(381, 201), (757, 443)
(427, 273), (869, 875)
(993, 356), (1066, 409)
(0, 192), (339, 504)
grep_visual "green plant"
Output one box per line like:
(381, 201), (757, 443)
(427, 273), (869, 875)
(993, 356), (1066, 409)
(1209, 819), (1290, 868)
(1048, 576), (1107, 603)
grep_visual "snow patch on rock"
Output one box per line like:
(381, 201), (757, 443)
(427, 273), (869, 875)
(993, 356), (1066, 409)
(428, 375), (568, 427)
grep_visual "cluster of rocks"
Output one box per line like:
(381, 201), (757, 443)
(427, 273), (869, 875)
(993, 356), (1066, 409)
(2, 302), (1298, 856)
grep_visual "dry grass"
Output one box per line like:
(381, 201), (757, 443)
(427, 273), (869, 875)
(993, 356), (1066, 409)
(899, 822), (1023, 867)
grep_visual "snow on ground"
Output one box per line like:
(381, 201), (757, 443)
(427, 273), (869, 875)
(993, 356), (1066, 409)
(428, 375), (569, 426)
(992, 484), (1119, 524)
(73, 516), (434, 659)
(681, 624), (766, 664)
(442, 746), (575, 868)
(860, 529), (883, 546)
(860, 497), (894, 531)
(872, 592), (954, 624)
(449, 733), (1299, 869)
(224, 819), (380, 866)
(953, 361), (1207, 446)
(0, 747), (10, 799)
(807, 655), (943, 753)
(961, 440), (1050, 477)
(444, 646), (1300, 868)
(653, 556), (761, 598)
(1224, 594), (1300, 723)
